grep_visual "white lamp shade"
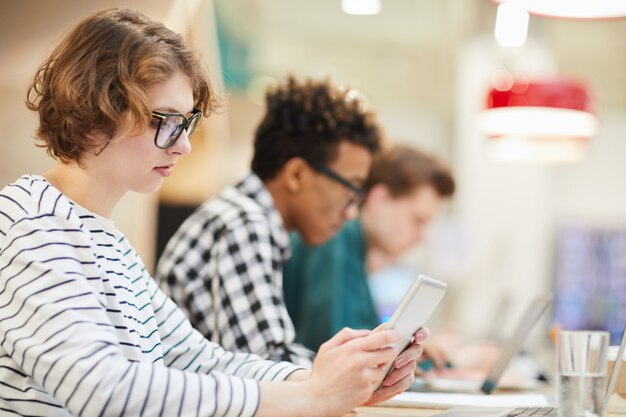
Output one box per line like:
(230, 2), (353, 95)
(493, 0), (626, 19)
(480, 106), (599, 138)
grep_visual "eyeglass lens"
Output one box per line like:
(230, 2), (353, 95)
(310, 162), (365, 209)
(155, 112), (201, 148)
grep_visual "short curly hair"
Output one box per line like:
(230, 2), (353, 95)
(251, 76), (382, 180)
(26, 7), (219, 163)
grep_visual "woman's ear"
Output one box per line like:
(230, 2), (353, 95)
(281, 157), (310, 194)
(86, 130), (111, 156)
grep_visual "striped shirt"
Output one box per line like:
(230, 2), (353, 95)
(0, 175), (300, 417)
(156, 174), (315, 367)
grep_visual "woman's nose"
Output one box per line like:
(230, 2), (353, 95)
(168, 129), (192, 156)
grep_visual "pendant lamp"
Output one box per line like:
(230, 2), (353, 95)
(341, 0), (381, 15)
(479, 76), (599, 163)
(492, 0), (626, 20)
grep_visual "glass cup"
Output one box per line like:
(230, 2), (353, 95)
(607, 345), (626, 414)
(607, 345), (626, 395)
(557, 330), (609, 417)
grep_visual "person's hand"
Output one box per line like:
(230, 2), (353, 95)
(364, 327), (430, 405)
(414, 339), (450, 376)
(304, 327), (401, 416)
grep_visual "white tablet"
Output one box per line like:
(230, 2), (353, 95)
(380, 274), (448, 377)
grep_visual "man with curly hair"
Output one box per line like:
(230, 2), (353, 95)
(155, 77), (389, 366)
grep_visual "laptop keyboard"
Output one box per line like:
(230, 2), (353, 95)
(505, 407), (557, 416)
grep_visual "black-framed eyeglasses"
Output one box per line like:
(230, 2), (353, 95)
(151, 108), (202, 149)
(309, 162), (365, 209)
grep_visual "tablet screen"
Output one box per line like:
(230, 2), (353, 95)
(379, 274), (447, 379)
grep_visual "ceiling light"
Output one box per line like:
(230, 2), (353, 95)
(495, 1), (529, 47)
(341, 0), (381, 15)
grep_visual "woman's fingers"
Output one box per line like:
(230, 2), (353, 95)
(381, 360), (417, 387)
(320, 327), (371, 352)
(349, 329), (401, 352)
(364, 372), (415, 405)
(394, 342), (424, 368)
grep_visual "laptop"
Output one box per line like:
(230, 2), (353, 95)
(420, 294), (554, 395)
(435, 323), (626, 417)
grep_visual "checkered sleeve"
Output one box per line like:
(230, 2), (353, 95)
(214, 216), (315, 367)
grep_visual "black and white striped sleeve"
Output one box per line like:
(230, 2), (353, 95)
(0, 213), (265, 417)
(147, 278), (303, 382)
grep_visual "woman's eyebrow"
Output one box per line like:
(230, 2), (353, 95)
(153, 106), (194, 114)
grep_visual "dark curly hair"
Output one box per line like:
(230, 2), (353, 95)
(251, 76), (382, 180)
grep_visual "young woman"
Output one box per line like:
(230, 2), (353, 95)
(0, 8), (425, 417)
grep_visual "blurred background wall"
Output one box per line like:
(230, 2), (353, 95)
(1, 0), (624, 344)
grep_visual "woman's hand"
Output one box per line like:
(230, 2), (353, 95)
(364, 327), (430, 405)
(257, 327), (429, 417)
(304, 327), (402, 416)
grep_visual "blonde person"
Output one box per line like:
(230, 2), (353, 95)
(0, 8), (426, 417)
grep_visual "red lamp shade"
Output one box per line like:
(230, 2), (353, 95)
(487, 79), (593, 112)
(481, 78), (598, 139)
(479, 77), (599, 163)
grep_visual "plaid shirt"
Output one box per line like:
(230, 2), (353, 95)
(156, 173), (315, 367)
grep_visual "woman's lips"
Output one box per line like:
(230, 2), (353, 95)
(154, 165), (173, 177)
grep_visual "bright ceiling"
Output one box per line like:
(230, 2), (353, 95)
(1, 0), (625, 112)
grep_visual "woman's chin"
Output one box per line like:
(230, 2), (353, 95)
(132, 179), (164, 195)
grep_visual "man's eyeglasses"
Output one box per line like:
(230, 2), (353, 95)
(151, 108), (202, 149)
(310, 162), (365, 209)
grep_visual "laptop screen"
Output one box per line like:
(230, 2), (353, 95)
(481, 295), (553, 394)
